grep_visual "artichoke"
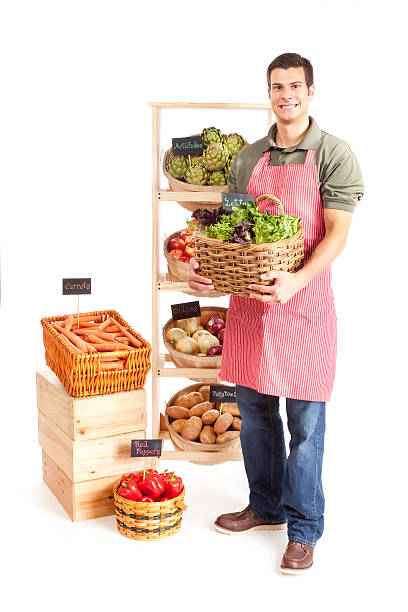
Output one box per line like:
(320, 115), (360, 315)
(208, 171), (226, 186)
(203, 142), (229, 172)
(224, 154), (236, 177)
(190, 155), (204, 166)
(201, 126), (223, 147)
(185, 163), (209, 185)
(167, 154), (188, 179)
(223, 133), (245, 157)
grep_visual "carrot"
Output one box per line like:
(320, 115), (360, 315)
(115, 336), (130, 345)
(109, 318), (142, 348)
(65, 317), (74, 332)
(92, 342), (131, 352)
(103, 325), (121, 333)
(54, 324), (88, 353)
(98, 319), (113, 331)
(86, 334), (107, 345)
(59, 335), (82, 354)
(100, 361), (125, 371)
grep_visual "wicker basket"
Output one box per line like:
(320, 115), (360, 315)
(163, 306), (227, 384)
(41, 310), (152, 398)
(162, 134), (248, 212)
(165, 382), (241, 464)
(164, 230), (226, 298)
(113, 473), (187, 541)
(194, 194), (304, 297)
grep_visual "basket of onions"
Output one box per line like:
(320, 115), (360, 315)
(162, 307), (227, 384)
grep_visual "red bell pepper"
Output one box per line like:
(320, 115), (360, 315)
(118, 479), (143, 501)
(139, 472), (165, 500)
(140, 496), (154, 503)
(120, 472), (142, 486)
(159, 470), (174, 481)
(164, 474), (183, 499)
(158, 496), (170, 502)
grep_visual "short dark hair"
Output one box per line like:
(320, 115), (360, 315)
(266, 53), (314, 89)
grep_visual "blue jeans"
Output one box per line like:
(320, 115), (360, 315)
(236, 384), (326, 547)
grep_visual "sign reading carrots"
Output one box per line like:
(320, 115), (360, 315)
(62, 278), (91, 295)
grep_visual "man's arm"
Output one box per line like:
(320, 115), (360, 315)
(249, 209), (353, 303)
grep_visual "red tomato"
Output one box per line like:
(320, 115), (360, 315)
(180, 256), (190, 263)
(169, 249), (184, 260)
(169, 238), (185, 251)
(184, 235), (195, 246)
(179, 231), (189, 241)
(185, 245), (196, 258)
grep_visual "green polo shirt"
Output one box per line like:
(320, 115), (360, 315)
(228, 116), (364, 213)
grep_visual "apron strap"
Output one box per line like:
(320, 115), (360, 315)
(304, 149), (315, 165)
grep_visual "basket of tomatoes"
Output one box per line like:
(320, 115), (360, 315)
(164, 220), (197, 283)
(113, 468), (187, 541)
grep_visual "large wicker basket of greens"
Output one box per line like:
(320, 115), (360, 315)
(194, 194), (304, 297)
(163, 127), (249, 212)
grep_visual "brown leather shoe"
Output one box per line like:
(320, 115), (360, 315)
(280, 541), (314, 574)
(214, 507), (287, 534)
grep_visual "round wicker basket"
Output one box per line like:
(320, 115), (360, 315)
(164, 230), (226, 298)
(113, 472), (187, 541)
(194, 194), (305, 297)
(165, 382), (241, 464)
(162, 134), (249, 212)
(163, 306), (227, 384)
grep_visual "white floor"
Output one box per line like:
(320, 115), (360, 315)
(4, 450), (404, 612)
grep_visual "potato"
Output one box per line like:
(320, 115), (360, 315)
(176, 391), (204, 409)
(166, 405), (191, 420)
(216, 430), (240, 444)
(201, 409), (220, 425)
(171, 418), (189, 433)
(199, 425), (216, 444)
(181, 416), (202, 441)
(160, 412), (168, 431)
(190, 401), (214, 417)
(218, 402), (240, 417)
(198, 385), (210, 402)
(214, 412), (233, 434)
(231, 417), (242, 431)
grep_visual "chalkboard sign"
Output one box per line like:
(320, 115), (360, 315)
(209, 385), (237, 402)
(171, 300), (201, 321)
(62, 278), (91, 295)
(222, 193), (255, 211)
(172, 136), (203, 156)
(131, 439), (162, 458)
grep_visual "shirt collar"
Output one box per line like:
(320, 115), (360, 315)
(262, 116), (322, 153)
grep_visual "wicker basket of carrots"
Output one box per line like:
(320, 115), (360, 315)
(41, 310), (151, 397)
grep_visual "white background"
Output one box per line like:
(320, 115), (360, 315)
(1, 1), (407, 609)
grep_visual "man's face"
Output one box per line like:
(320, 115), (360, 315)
(268, 66), (314, 123)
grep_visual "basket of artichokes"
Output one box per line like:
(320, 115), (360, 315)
(163, 128), (248, 212)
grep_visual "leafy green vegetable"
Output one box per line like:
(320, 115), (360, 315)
(201, 200), (301, 244)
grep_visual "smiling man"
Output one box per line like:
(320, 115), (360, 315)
(188, 53), (364, 574)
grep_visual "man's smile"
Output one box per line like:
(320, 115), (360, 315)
(279, 103), (299, 109)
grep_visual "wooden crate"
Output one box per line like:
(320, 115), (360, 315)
(37, 369), (146, 440)
(38, 410), (146, 482)
(42, 450), (124, 521)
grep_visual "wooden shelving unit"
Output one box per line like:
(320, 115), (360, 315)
(149, 101), (273, 464)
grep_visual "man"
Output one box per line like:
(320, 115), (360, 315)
(188, 53), (364, 574)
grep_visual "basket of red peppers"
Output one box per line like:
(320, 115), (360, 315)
(113, 468), (187, 541)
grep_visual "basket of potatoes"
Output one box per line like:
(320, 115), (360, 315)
(163, 307), (227, 384)
(164, 382), (241, 459)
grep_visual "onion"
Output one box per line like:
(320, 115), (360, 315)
(207, 316), (225, 335)
(198, 333), (219, 354)
(175, 337), (199, 355)
(167, 327), (187, 345)
(207, 345), (222, 356)
(192, 329), (212, 342)
(218, 328), (226, 344)
(176, 317), (198, 336)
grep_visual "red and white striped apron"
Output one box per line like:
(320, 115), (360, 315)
(219, 149), (337, 402)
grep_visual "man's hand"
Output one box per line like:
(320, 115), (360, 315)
(187, 257), (215, 293)
(249, 270), (305, 303)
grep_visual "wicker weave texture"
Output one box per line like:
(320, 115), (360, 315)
(113, 477), (186, 541)
(195, 194), (304, 297)
(41, 310), (151, 398)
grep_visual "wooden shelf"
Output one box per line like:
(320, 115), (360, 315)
(157, 190), (223, 203)
(157, 354), (221, 380)
(149, 101), (271, 109)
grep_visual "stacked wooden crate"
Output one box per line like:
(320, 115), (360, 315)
(37, 367), (147, 521)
